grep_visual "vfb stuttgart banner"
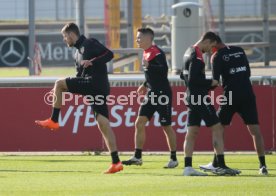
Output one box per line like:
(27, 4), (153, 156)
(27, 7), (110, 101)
(0, 86), (274, 151)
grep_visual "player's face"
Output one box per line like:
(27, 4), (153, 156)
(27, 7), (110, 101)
(62, 32), (75, 47)
(136, 32), (151, 49)
(136, 32), (144, 48)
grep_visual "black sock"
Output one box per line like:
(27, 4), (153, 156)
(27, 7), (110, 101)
(111, 151), (120, 164)
(259, 156), (266, 168)
(170, 151), (177, 161)
(51, 108), (60, 123)
(134, 148), (142, 159)
(216, 154), (226, 168)
(212, 154), (218, 167)
(185, 157), (192, 167)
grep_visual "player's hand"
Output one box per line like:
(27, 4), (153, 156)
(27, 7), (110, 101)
(211, 79), (219, 87)
(143, 59), (149, 68)
(81, 60), (93, 68)
(137, 85), (147, 95)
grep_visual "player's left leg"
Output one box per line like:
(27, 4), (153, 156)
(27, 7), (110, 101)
(247, 124), (268, 175)
(162, 125), (178, 168)
(96, 113), (123, 174)
(240, 96), (268, 175)
(122, 94), (154, 166)
(122, 116), (148, 166)
(157, 92), (178, 168)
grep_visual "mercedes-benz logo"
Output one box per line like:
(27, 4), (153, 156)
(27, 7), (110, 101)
(223, 55), (230, 61)
(230, 68), (236, 74)
(0, 37), (26, 66)
(240, 33), (264, 62)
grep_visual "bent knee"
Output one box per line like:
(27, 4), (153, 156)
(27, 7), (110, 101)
(96, 115), (110, 128)
(135, 117), (148, 129)
(55, 79), (67, 89)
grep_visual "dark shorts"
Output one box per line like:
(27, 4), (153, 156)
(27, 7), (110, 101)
(218, 95), (259, 125)
(138, 90), (172, 126)
(187, 97), (220, 127)
(66, 77), (109, 119)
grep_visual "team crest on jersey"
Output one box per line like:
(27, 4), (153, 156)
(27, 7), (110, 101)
(80, 46), (85, 54)
(223, 55), (230, 61)
(145, 52), (151, 60)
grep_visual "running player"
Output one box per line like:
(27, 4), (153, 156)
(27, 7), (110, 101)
(199, 34), (268, 175)
(181, 32), (238, 176)
(35, 23), (123, 174)
(122, 28), (178, 168)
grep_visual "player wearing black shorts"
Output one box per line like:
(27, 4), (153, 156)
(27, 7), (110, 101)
(35, 23), (123, 174)
(181, 32), (238, 176)
(122, 28), (178, 168)
(199, 34), (268, 175)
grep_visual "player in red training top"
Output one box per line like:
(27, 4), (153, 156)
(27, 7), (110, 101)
(199, 33), (268, 175)
(122, 28), (178, 168)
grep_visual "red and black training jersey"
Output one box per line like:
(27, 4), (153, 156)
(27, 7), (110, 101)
(211, 45), (253, 97)
(181, 46), (212, 96)
(143, 45), (171, 92)
(74, 35), (114, 94)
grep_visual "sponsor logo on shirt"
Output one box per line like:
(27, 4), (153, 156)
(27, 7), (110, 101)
(229, 66), (247, 74)
(80, 46), (85, 54)
(223, 52), (244, 62)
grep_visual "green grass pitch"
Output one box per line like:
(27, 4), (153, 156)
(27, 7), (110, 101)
(0, 154), (275, 195)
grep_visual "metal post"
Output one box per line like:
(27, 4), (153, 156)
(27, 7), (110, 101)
(127, 0), (134, 48)
(76, 0), (85, 35)
(28, 0), (35, 76)
(218, 0), (225, 42)
(262, 0), (270, 66)
(173, 0), (179, 15)
(127, 0), (134, 71)
(55, 0), (59, 21)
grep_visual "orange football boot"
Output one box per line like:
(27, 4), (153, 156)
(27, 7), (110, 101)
(35, 118), (59, 130)
(104, 162), (123, 174)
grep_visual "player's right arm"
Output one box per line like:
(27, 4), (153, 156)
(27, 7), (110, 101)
(211, 52), (222, 82)
(84, 38), (114, 66)
(242, 48), (251, 78)
(188, 58), (214, 88)
(210, 51), (221, 89)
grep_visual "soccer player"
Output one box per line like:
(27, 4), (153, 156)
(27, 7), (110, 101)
(122, 28), (178, 168)
(199, 34), (268, 175)
(180, 32), (238, 176)
(35, 23), (123, 174)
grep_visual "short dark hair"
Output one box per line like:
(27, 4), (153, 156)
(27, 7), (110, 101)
(215, 34), (223, 44)
(61, 23), (80, 37)
(202, 31), (221, 43)
(137, 27), (154, 40)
